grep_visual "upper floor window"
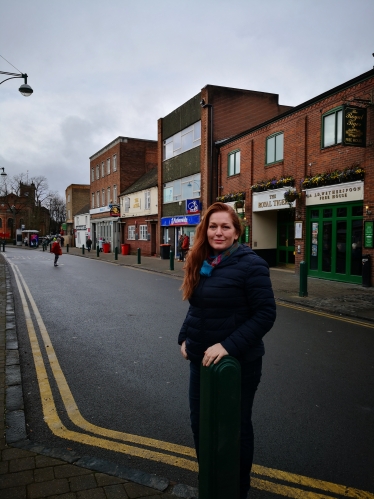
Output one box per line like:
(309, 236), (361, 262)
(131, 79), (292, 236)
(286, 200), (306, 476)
(107, 187), (111, 205)
(96, 191), (100, 207)
(163, 174), (201, 204)
(113, 185), (117, 203)
(266, 132), (284, 165)
(107, 158), (111, 175)
(102, 189), (105, 206)
(124, 196), (130, 213)
(96, 165), (100, 180)
(92, 193), (95, 208)
(113, 154), (117, 172)
(67, 193), (70, 202)
(91, 169), (94, 182)
(228, 150), (240, 176)
(163, 121), (201, 161)
(145, 190), (151, 210)
(322, 107), (343, 148)
(101, 162), (105, 177)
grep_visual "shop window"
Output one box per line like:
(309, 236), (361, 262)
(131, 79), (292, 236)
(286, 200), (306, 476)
(322, 107), (342, 148)
(128, 225), (135, 240)
(311, 210), (319, 219)
(139, 225), (148, 240)
(323, 208), (333, 218)
(352, 205), (363, 216)
(228, 150), (240, 176)
(266, 132), (284, 165)
(337, 207), (347, 217)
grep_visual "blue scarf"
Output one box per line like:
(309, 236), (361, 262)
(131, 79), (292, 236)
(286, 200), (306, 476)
(200, 242), (240, 276)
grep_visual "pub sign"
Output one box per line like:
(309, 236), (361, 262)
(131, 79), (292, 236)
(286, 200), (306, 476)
(343, 106), (366, 147)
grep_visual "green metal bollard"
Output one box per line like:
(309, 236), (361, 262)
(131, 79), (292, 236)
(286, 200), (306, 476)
(96, 245), (100, 257)
(199, 356), (241, 499)
(137, 248), (141, 264)
(299, 260), (308, 297)
(115, 246), (118, 260)
(66, 244), (69, 253)
(169, 249), (174, 271)
(82, 244), (85, 255)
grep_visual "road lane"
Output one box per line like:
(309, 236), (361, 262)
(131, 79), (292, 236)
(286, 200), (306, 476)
(5, 248), (372, 497)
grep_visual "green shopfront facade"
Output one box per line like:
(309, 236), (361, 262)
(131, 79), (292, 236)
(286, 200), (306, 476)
(306, 181), (364, 283)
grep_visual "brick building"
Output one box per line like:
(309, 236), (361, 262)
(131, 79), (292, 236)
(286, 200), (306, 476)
(157, 85), (292, 255)
(89, 137), (157, 251)
(217, 68), (374, 285)
(119, 168), (158, 256)
(65, 184), (90, 246)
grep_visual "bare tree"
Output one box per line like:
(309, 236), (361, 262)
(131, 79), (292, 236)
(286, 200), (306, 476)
(48, 193), (66, 234)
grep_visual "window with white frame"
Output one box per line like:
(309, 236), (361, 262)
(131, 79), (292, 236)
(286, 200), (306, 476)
(124, 196), (130, 213)
(92, 193), (95, 208)
(91, 169), (94, 182)
(322, 107), (343, 148)
(128, 225), (135, 239)
(113, 185), (117, 203)
(102, 189), (105, 206)
(163, 121), (201, 161)
(96, 165), (100, 179)
(145, 190), (151, 209)
(101, 162), (105, 177)
(266, 132), (284, 165)
(228, 150), (240, 176)
(96, 191), (100, 207)
(107, 158), (111, 174)
(113, 154), (117, 171)
(163, 174), (201, 204)
(139, 225), (148, 240)
(107, 187), (111, 205)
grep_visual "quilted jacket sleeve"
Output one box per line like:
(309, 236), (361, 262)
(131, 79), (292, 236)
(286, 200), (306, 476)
(220, 255), (276, 358)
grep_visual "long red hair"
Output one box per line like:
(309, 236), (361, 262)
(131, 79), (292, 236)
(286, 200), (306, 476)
(181, 202), (243, 300)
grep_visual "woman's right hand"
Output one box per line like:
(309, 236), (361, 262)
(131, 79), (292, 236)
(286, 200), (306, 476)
(181, 341), (188, 360)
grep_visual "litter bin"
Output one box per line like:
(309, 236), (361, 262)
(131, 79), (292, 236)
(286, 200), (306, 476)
(121, 244), (130, 255)
(362, 254), (371, 287)
(160, 244), (171, 259)
(103, 242), (111, 253)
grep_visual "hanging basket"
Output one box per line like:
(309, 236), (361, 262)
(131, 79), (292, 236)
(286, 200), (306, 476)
(235, 200), (244, 209)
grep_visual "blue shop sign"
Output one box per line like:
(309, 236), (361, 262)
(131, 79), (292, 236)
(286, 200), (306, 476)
(186, 199), (202, 214)
(161, 215), (200, 226)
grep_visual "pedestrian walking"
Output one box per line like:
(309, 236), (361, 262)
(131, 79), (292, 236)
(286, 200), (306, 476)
(51, 237), (62, 267)
(86, 237), (92, 252)
(178, 202), (276, 499)
(181, 233), (190, 261)
(177, 234), (184, 261)
(60, 235), (64, 247)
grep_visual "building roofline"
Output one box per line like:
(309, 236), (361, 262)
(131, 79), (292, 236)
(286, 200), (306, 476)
(90, 136), (157, 161)
(216, 68), (374, 147)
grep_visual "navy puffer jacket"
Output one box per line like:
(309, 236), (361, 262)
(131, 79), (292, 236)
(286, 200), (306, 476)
(178, 245), (276, 365)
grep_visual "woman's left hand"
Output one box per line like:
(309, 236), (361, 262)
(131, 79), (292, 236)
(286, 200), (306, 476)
(202, 343), (229, 367)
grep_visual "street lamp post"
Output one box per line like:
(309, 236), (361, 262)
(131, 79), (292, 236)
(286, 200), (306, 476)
(0, 71), (33, 96)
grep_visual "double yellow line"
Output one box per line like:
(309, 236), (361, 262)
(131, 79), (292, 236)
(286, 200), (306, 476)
(8, 259), (374, 498)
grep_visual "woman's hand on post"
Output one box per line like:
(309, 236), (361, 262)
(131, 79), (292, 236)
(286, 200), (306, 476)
(181, 341), (188, 360)
(202, 343), (228, 367)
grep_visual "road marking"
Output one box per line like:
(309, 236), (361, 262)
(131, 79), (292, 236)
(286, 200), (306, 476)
(8, 258), (374, 498)
(277, 301), (374, 329)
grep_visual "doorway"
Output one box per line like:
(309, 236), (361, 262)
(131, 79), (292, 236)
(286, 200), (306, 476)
(277, 210), (295, 265)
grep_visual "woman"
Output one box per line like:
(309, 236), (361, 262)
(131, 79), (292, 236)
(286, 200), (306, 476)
(51, 237), (62, 267)
(178, 202), (276, 499)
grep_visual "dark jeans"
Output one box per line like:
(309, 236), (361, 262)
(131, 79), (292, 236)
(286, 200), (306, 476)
(54, 254), (59, 265)
(189, 356), (262, 499)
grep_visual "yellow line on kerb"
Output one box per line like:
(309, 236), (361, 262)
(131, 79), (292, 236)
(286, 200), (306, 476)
(9, 259), (374, 499)
(277, 301), (374, 329)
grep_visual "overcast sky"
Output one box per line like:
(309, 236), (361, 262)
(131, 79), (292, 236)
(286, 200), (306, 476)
(1, 0), (373, 200)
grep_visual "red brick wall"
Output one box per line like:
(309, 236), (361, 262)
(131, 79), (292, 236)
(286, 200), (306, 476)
(218, 75), (374, 281)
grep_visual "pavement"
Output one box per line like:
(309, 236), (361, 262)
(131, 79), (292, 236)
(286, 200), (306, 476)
(1, 245), (374, 499)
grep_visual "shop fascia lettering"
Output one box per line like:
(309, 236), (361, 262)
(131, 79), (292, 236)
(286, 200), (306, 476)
(304, 181), (363, 206)
(253, 188), (294, 212)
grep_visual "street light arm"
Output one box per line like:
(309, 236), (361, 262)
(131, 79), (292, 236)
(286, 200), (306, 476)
(0, 71), (33, 95)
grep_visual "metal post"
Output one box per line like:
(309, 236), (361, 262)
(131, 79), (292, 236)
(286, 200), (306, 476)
(2, 242), (5, 252)
(66, 244), (69, 253)
(169, 249), (174, 271)
(115, 246), (118, 260)
(82, 244), (85, 255)
(199, 356), (241, 499)
(137, 248), (141, 264)
(97, 245), (100, 257)
(299, 261), (308, 297)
